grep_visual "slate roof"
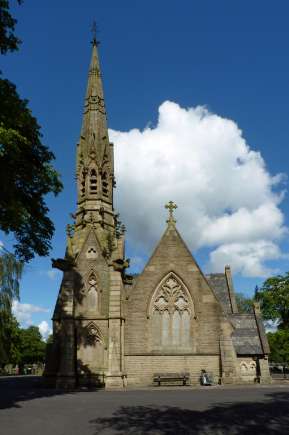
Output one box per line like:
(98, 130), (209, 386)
(206, 273), (232, 313)
(230, 314), (264, 355)
(207, 273), (270, 356)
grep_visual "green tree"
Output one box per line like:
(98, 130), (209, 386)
(255, 273), (289, 330)
(0, 79), (63, 261)
(0, 251), (23, 313)
(236, 292), (253, 314)
(0, 250), (23, 367)
(1, 1), (63, 261)
(19, 326), (46, 365)
(0, 0), (22, 54)
(267, 330), (289, 365)
(0, 312), (22, 367)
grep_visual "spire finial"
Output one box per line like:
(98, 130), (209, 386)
(165, 201), (177, 225)
(91, 20), (99, 46)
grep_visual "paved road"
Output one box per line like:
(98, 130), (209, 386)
(0, 376), (288, 435)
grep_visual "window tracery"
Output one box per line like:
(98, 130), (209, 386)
(151, 274), (192, 349)
(85, 322), (102, 345)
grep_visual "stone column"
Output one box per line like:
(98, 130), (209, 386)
(258, 356), (272, 384)
(225, 265), (238, 313)
(220, 319), (239, 384)
(253, 302), (272, 384)
(105, 268), (125, 389)
(53, 268), (77, 388)
(56, 319), (76, 388)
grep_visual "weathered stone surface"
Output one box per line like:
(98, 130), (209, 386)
(44, 40), (271, 389)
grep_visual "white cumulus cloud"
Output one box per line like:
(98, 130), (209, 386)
(38, 320), (52, 340)
(110, 101), (287, 277)
(209, 240), (284, 277)
(12, 301), (49, 326)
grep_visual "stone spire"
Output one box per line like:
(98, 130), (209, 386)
(75, 38), (115, 232)
(79, 39), (108, 159)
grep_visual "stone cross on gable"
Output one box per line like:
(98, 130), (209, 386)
(165, 201), (177, 225)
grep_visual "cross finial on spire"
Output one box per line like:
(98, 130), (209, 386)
(91, 20), (99, 46)
(165, 201), (177, 225)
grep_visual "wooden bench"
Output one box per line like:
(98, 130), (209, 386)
(153, 372), (190, 386)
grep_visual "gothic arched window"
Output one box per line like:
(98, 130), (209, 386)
(102, 171), (109, 198)
(89, 168), (98, 194)
(87, 273), (98, 311)
(150, 274), (193, 350)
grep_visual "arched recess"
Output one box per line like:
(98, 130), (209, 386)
(85, 270), (101, 314)
(85, 322), (103, 344)
(240, 362), (248, 374)
(148, 272), (195, 351)
(82, 322), (105, 369)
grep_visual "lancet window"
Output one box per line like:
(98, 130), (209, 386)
(101, 171), (109, 198)
(89, 168), (98, 194)
(151, 274), (192, 349)
(87, 273), (98, 311)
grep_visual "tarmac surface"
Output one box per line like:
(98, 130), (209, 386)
(0, 376), (289, 435)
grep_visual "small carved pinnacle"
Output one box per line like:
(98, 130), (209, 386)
(66, 224), (74, 238)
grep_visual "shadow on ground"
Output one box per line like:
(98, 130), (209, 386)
(0, 376), (99, 409)
(90, 391), (289, 435)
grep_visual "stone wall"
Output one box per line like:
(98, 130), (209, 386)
(124, 225), (223, 357)
(124, 355), (220, 386)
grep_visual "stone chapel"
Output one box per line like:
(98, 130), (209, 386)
(44, 39), (271, 389)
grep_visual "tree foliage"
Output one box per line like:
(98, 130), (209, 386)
(0, 251), (23, 313)
(0, 0), (22, 54)
(0, 312), (21, 366)
(0, 3), (56, 369)
(0, 321), (47, 367)
(255, 273), (289, 330)
(236, 292), (253, 314)
(0, 78), (63, 261)
(0, 252), (23, 365)
(1, 1), (63, 261)
(267, 330), (289, 365)
(19, 326), (46, 365)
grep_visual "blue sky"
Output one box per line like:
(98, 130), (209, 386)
(1, 0), (289, 337)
